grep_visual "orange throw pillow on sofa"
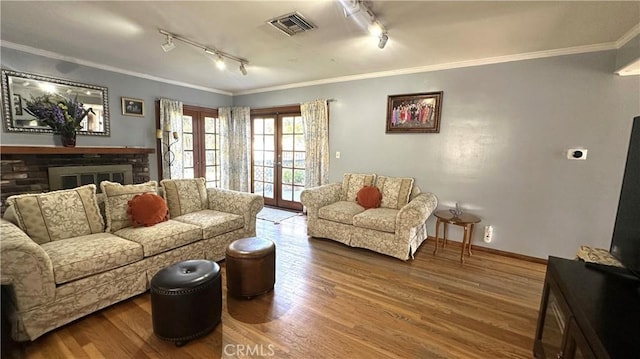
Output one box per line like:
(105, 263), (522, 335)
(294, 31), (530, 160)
(356, 185), (382, 209)
(127, 193), (169, 227)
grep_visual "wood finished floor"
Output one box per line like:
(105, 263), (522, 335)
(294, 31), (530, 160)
(5, 213), (546, 359)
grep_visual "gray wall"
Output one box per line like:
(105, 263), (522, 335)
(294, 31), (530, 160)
(0, 47), (233, 179)
(616, 33), (640, 72)
(235, 50), (640, 260)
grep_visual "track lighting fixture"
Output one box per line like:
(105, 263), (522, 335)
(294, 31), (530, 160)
(378, 33), (388, 49)
(159, 29), (249, 75)
(161, 35), (175, 52)
(340, 0), (389, 49)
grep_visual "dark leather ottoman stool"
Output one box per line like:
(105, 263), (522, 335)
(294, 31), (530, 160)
(225, 237), (276, 298)
(150, 259), (221, 346)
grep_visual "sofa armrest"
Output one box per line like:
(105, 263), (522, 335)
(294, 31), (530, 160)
(0, 219), (56, 311)
(397, 192), (438, 229)
(300, 183), (342, 218)
(207, 188), (264, 234)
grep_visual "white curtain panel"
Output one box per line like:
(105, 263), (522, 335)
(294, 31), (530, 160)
(159, 98), (184, 179)
(301, 99), (330, 187)
(219, 106), (251, 191)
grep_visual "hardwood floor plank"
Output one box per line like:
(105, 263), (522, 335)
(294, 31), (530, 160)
(7, 213), (546, 358)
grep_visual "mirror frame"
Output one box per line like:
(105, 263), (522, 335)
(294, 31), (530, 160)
(1, 69), (110, 136)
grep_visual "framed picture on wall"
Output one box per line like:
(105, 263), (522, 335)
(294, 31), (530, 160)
(121, 97), (144, 117)
(386, 91), (443, 133)
(12, 93), (23, 116)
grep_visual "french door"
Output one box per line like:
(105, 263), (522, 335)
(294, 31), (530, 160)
(252, 107), (305, 211)
(181, 106), (221, 188)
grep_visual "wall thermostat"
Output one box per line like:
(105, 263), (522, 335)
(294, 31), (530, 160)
(567, 148), (588, 160)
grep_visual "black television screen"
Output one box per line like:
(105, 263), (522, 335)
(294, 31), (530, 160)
(610, 116), (640, 278)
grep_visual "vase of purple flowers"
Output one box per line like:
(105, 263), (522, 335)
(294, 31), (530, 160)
(24, 94), (94, 147)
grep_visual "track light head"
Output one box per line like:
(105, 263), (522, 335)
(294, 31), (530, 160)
(239, 63), (247, 76)
(161, 35), (175, 52)
(215, 55), (226, 70)
(378, 33), (388, 49)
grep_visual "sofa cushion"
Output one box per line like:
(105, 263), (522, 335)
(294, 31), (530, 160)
(341, 173), (376, 202)
(160, 178), (208, 218)
(127, 193), (169, 227)
(353, 208), (399, 233)
(40, 232), (143, 285)
(173, 210), (244, 238)
(318, 201), (365, 225)
(376, 176), (414, 210)
(114, 219), (202, 257)
(356, 186), (382, 209)
(101, 181), (158, 232)
(6, 184), (104, 245)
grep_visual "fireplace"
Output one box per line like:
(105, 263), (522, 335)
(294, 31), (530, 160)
(48, 164), (133, 192)
(0, 146), (154, 215)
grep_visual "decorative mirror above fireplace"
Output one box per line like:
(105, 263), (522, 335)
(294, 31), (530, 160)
(1, 70), (110, 136)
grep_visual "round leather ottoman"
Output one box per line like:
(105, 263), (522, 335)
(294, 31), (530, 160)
(150, 259), (222, 346)
(225, 237), (276, 298)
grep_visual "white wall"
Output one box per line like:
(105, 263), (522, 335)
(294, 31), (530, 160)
(234, 50), (640, 260)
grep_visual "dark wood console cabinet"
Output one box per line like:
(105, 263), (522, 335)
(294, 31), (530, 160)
(534, 257), (640, 359)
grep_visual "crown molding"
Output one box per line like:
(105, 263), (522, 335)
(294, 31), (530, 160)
(616, 22), (640, 49)
(234, 42), (617, 95)
(0, 41), (232, 96)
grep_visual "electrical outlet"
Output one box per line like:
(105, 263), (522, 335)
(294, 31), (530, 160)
(483, 225), (493, 243)
(335, 151), (341, 159)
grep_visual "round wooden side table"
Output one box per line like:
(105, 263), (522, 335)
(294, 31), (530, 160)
(432, 210), (481, 263)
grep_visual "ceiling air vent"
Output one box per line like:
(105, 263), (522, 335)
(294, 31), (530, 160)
(268, 12), (317, 36)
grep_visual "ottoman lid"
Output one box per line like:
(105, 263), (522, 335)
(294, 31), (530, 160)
(226, 237), (275, 258)
(151, 259), (220, 291)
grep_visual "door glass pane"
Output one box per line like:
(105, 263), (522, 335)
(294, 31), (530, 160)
(264, 151), (275, 166)
(183, 151), (194, 167)
(265, 167), (274, 182)
(264, 182), (274, 199)
(254, 118), (264, 134)
(183, 133), (193, 150)
(254, 181), (264, 194)
(206, 150), (216, 166)
(206, 166), (216, 181)
(254, 166), (264, 181)
(205, 134), (216, 149)
(254, 135), (264, 150)
(294, 169), (305, 185)
(183, 168), (194, 179)
(282, 135), (294, 151)
(294, 116), (304, 133)
(281, 184), (293, 201)
(294, 134), (305, 150)
(282, 168), (293, 185)
(282, 151), (293, 168)
(204, 117), (216, 133)
(265, 135), (275, 151)
(254, 151), (264, 166)
(265, 118), (275, 134)
(294, 152), (305, 168)
(282, 117), (294, 134)
(182, 116), (193, 133)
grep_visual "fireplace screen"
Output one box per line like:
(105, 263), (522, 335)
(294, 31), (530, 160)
(48, 165), (133, 192)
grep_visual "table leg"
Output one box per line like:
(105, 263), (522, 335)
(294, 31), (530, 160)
(443, 222), (448, 248)
(433, 219), (441, 255)
(468, 223), (475, 256)
(461, 225), (469, 263)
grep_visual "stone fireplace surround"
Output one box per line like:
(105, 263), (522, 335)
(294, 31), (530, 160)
(0, 146), (154, 215)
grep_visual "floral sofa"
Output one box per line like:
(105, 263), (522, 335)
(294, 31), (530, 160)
(300, 173), (437, 260)
(0, 178), (263, 341)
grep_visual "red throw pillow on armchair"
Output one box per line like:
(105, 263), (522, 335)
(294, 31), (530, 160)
(127, 193), (169, 227)
(356, 185), (382, 209)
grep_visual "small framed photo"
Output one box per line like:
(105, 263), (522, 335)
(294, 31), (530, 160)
(13, 93), (23, 116)
(121, 97), (144, 117)
(386, 91), (443, 133)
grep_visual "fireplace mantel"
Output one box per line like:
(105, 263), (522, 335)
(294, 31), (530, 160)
(0, 146), (155, 155)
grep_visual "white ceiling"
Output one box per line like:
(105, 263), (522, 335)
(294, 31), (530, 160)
(1, 1), (639, 95)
